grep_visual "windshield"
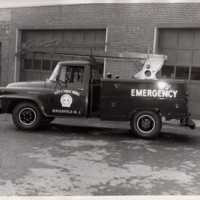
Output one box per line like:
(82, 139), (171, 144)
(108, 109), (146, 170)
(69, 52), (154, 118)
(49, 63), (60, 82)
(49, 63), (85, 84)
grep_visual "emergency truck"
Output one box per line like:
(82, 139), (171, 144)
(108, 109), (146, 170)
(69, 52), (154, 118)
(0, 42), (196, 138)
(0, 57), (195, 139)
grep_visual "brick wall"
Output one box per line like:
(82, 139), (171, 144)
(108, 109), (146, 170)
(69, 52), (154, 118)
(0, 8), (10, 86)
(2, 3), (200, 84)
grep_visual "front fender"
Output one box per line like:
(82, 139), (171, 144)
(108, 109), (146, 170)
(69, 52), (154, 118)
(0, 96), (49, 117)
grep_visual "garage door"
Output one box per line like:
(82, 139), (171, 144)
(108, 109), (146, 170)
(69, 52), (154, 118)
(158, 28), (200, 119)
(0, 43), (1, 83)
(20, 29), (106, 81)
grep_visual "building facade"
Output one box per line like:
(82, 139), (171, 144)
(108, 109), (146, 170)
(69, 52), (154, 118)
(1, 3), (200, 118)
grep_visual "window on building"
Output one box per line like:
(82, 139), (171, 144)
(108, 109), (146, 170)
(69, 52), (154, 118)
(161, 65), (175, 78)
(51, 60), (59, 71)
(24, 58), (59, 72)
(42, 60), (51, 71)
(0, 43), (1, 83)
(24, 59), (32, 69)
(33, 59), (42, 70)
(161, 65), (193, 80)
(191, 67), (200, 80)
(176, 66), (189, 79)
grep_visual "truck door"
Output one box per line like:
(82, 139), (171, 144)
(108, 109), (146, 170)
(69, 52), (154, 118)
(48, 64), (89, 117)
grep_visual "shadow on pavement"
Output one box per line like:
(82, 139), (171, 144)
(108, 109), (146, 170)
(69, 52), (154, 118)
(25, 122), (200, 146)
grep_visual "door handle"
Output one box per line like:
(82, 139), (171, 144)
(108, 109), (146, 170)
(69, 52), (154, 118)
(77, 88), (84, 91)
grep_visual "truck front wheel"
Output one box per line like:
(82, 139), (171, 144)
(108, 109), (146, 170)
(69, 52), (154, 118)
(131, 110), (162, 139)
(12, 102), (42, 130)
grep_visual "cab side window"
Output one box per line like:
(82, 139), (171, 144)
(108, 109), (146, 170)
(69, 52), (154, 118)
(59, 65), (84, 83)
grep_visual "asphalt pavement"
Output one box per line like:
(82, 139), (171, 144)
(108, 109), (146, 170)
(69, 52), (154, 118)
(0, 114), (200, 196)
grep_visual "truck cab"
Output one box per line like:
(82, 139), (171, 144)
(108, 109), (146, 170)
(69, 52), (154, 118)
(46, 60), (102, 118)
(46, 61), (91, 118)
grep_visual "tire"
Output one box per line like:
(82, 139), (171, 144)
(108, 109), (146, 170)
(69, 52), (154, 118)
(42, 117), (55, 124)
(130, 110), (162, 139)
(12, 102), (42, 130)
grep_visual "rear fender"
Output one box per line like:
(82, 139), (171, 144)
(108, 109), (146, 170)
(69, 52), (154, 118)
(129, 108), (164, 120)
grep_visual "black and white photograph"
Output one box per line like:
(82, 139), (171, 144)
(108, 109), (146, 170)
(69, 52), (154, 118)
(0, 0), (200, 198)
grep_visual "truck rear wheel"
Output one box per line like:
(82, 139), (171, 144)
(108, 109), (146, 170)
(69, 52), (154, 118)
(131, 110), (162, 139)
(12, 102), (42, 130)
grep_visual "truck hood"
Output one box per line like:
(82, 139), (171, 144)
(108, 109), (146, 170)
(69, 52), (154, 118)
(6, 81), (46, 89)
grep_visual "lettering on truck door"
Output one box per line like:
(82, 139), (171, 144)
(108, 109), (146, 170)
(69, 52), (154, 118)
(48, 65), (88, 117)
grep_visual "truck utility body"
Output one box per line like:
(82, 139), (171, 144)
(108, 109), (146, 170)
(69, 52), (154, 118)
(0, 60), (195, 139)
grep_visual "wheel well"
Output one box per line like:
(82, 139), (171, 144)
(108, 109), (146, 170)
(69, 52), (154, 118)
(8, 99), (40, 114)
(130, 109), (164, 120)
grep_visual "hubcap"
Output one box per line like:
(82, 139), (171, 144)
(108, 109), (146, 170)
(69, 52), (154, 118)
(19, 108), (36, 126)
(137, 115), (155, 134)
